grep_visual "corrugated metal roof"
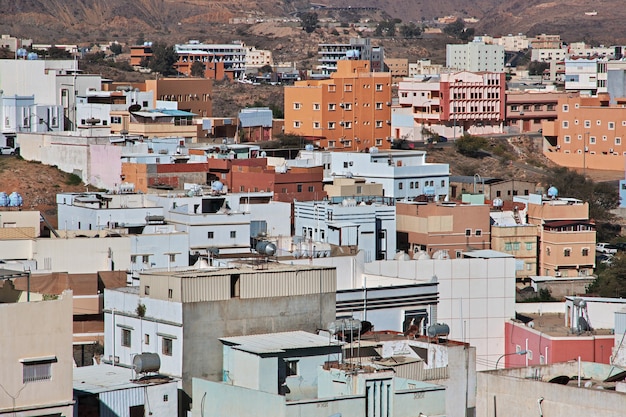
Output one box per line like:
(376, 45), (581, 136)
(73, 363), (176, 394)
(220, 331), (342, 354)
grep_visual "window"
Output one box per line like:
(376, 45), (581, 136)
(344, 84), (352, 92)
(122, 329), (131, 347)
(293, 103), (301, 110)
(293, 121), (300, 128)
(475, 229), (482, 236)
(308, 186), (314, 192)
(168, 289), (173, 299)
(589, 136), (596, 144)
(230, 231), (237, 238)
(328, 122), (336, 129)
(169, 254), (176, 263)
(609, 122), (615, 130)
(111, 116), (122, 124)
(376, 102), (383, 110)
(584, 120), (591, 128)
(597, 119), (602, 126)
(511, 105), (519, 111)
(328, 85), (336, 92)
(513, 242), (520, 250)
(398, 183), (403, 190)
(376, 120), (383, 128)
(313, 103), (320, 110)
(328, 103), (336, 111)
(163, 395), (169, 402)
(562, 120), (569, 128)
(356, 186), (362, 194)
(162, 338), (173, 356)
(504, 242), (512, 251)
(376, 84), (383, 91)
(441, 180), (445, 187)
(564, 248), (571, 257)
(562, 104), (569, 112)
(297, 184), (303, 192)
(527, 350), (533, 360)
(144, 286), (150, 295)
(564, 135), (571, 143)
(616, 137), (622, 145)
(465, 229), (471, 237)
(22, 358), (56, 383)
(526, 242), (533, 250)
(285, 360), (299, 376)
(582, 248), (589, 256)
(208, 231), (214, 239)
(313, 121), (320, 129)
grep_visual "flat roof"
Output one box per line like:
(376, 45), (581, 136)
(515, 313), (614, 337)
(73, 363), (176, 395)
(463, 249), (514, 259)
(220, 331), (342, 354)
(142, 262), (335, 278)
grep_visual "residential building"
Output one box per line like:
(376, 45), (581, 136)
(505, 90), (567, 133)
(145, 77), (213, 118)
(73, 363), (179, 417)
(76, 89), (153, 133)
(238, 107), (273, 142)
(317, 38), (384, 75)
(0, 94), (64, 149)
(504, 311), (614, 368)
(530, 34), (562, 49)
(564, 58), (607, 94)
(323, 176), (384, 201)
(530, 48), (568, 62)
(449, 176), (539, 201)
(130, 42), (153, 66)
(478, 362), (626, 417)
(298, 149), (449, 201)
(174, 41), (246, 80)
(294, 199), (396, 261)
(244, 45), (274, 71)
(122, 108), (199, 142)
(363, 250), (517, 370)
(103, 263), (337, 397)
(192, 331), (447, 417)
(568, 42), (615, 59)
(606, 60), (626, 104)
(541, 93), (626, 171)
(408, 59), (445, 77)
(446, 41), (505, 73)
(0, 290), (74, 416)
(396, 201), (491, 259)
(522, 193), (596, 277)
(490, 208), (538, 279)
(494, 33), (530, 51)
(396, 71), (506, 141)
(284, 59), (392, 151)
(385, 58), (409, 82)
(0, 34), (32, 52)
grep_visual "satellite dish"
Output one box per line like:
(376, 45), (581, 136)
(128, 104), (141, 112)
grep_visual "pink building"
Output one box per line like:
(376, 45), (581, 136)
(396, 71), (505, 142)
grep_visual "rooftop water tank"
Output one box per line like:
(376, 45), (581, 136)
(211, 181), (224, 192)
(305, 144), (314, 151)
(27, 52), (38, 60)
(133, 352), (161, 373)
(256, 241), (277, 256)
(8, 192), (22, 207)
(0, 192), (8, 207)
(547, 186), (558, 198)
(427, 323), (450, 338)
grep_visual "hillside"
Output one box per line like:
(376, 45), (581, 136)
(4, 0), (626, 50)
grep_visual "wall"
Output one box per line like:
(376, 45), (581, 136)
(181, 293), (336, 394)
(0, 292), (74, 415)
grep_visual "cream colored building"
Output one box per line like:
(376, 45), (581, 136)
(324, 177), (383, 200)
(0, 210), (40, 239)
(490, 210), (538, 279)
(0, 291), (74, 416)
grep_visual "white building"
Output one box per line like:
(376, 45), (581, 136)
(494, 33), (530, 51)
(244, 45), (274, 70)
(297, 149), (450, 201)
(0, 94), (63, 150)
(446, 41), (505, 72)
(407, 59), (445, 77)
(294, 200), (396, 261)
(76, 89), (154, 131)
(565, 58), (608, 94)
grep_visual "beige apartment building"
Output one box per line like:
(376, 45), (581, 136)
(324, 177), (384, 200)
(0, 290), (74, 416)
(396, 201), (491, 258)
(490, 220), (538, 279)
(526, 195), (595, 277)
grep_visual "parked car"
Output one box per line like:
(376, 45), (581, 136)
(597, 254), (614, 266)
(596, 242), (618, 254)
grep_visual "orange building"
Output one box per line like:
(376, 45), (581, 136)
(130, 44), (153, 66)
(526, 195), (596, 277)
(284, 60), (392, 151)
(542, 93), (626, 171)
(145, 78), (213, 117)
(396, 201), (492, 259)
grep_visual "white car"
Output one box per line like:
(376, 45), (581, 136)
(596, 243), (618, 254)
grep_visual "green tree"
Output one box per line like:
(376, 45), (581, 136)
(587, 253), (626, 297)
(47, 47), (72, 59)
(399, 22), (422, 39)
(148, 42), (178, 76)
(454, 133), (488, 157)
(259, 64), (273, 74)
(110, 43), (123, 55)
(374, 21), (396, 37)
(190, 60), (205, 77)
(528, 61), (549, 76)
(300, 12), (318, 33)
(443, 19), (474, 41)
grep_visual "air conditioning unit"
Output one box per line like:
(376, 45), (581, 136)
(339, 103), (345, 108)
(554, 271), (562, 277)
(386, 120), (391, 125)
(386, 102), (391, 106)
(339, 121), (345, 126)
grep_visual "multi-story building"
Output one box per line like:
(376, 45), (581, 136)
(145, 78), (213, 117)
(244, 45), (273, 71)
(564, 58), (608, 94)
(505, 90), (567, 133)
(298, 149), (450, 201)
(129, 42), (153, 66)
(494, 33), (530, 51)
(174, 41), (246, 80)
(103, 263), (337, 397)
(541, 93), (626, 171)
(396, 201), (491, 259)
(446, 41), (505, 73)
(521, 193), (596, 277)
(408, 59), (445, 77)
(384, 57), (408, 81)
(317, 38), (384, 75)
(568, 42), (615, 59)
(490, 208), (539, 279)
(284, 60), (392, 151)
(0, 291), (74, 416)
(396, 71), (506, 141)
(449, 176), (539, 201)
(530, 34), (562, 49)
(294, 199), (396, 261)
(530, 47), (568, 62)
